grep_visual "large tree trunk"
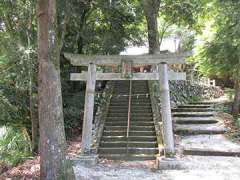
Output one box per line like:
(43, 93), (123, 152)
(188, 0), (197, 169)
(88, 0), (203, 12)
(232, 79), (240, 118)
(37, 0), (75, 179)
(141, 0), (161, 54)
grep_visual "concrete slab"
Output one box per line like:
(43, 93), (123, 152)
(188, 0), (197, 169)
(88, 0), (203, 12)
(175, 123), (227, 134)
(178, 105), (212, 108)
(157, 157), (185, 170)
(172, 108), (214, 112)
(71, 154), (98, 167)
(173, 117), (218, 124)
(173, 112), (215, 117)
(180, 135), (240, 153)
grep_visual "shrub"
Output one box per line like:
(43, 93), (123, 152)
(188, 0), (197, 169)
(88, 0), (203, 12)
(0, 126), (31, 166)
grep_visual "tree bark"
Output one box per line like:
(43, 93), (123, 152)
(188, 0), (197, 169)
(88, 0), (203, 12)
(30, 92), (39, 153)
(37, 0), (75, 179)
(26, 17), (39, 154)
(232, 79), (240, 118)
(141, 0), (161, 54)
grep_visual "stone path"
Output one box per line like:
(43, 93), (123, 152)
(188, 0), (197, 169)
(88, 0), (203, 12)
(173, 102), (240, 157)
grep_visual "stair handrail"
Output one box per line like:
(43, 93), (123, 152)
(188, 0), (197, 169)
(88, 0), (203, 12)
(127, 80), (132, 155)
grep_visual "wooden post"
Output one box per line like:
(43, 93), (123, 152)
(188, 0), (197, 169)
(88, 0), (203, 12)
(158, 62), (175, 157)
(81, 63), (96, 155)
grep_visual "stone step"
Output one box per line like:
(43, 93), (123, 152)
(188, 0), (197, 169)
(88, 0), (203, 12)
(181, 135), (240, 157)
(107, 113), (153, 117)
(103, 130), (156, 136)
(173, 117), (218, 124)
(109, 108), (152, 112)
(99, 80), (157, 161)
(109, 104), (152, 110)
(106, 117), (153, 121)
(113, 91), (148, 94)
(109, 106), (152, 109)
(99, 154), (157, 161)
(110, 102), (151, 105)
(104, 126), (155, 131)
(107, 112), (153, 117)
(132, 91), (149, 93)
(112, 95), (149, 97)
(111, 99), (151, 104)
(114, 85), (147, 88)
(100, 141), (157, 148)
(173, 112), (215, 117)
(98, 147), (158, 154)
(101, 136), (157, 142)
(108, 109), (152, 113)
(105, 122), (154, 126)
(178, 105), (212, 108)
(111, 97), (150, 101)
(108, 109), (152, 116)
(174, 124), (227, 135)
(112, 92), (129, 94)
(189, 102), (214, 105)
(172, 108), (214, 112)
(184, 148), (240, 157)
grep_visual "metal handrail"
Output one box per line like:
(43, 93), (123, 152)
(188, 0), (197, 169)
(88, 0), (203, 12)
(111, 93), (149, 98)
(126, 80), (132, 155)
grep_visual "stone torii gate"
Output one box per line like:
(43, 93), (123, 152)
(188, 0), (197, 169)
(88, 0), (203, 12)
(64, 52), (188, 160)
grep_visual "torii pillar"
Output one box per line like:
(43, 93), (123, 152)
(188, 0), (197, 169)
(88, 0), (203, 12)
(158, 62), (175, 157)
(81, 63), (96, 155)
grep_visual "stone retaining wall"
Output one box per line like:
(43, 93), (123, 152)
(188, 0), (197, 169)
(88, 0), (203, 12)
(169, 80), (224, 106)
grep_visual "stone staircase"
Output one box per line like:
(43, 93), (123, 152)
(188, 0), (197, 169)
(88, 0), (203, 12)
(98, 80), (159, 160)
(173, 102), (240, 157)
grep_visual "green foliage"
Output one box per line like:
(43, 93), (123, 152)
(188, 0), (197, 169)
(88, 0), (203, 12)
(63, 92), (85, 137)
(0, 0), (37, 130)
(193, 0), (240, 80)
(0, 127), (31, 166)
(64, 0), (145, 55)
(0, 42), (36, 129)
(160, 0), (208, 29)
(225, 88), (235, 102)
(189, 95), (202, 103)
(157, 0), (207, 51)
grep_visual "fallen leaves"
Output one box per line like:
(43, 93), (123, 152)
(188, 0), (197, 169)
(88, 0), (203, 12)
(0, 139), (81, 179)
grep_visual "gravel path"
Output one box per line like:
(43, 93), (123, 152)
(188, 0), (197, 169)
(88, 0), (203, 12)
(74, 156), (240, 180)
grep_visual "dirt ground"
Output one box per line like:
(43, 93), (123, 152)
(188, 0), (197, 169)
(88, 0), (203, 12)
(0, 140), (81, 179)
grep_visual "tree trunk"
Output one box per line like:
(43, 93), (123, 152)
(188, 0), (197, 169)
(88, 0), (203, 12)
(141, 0), (161, 54)
(232, 79), (240, 118)
(30, 92), (39, 153)
(37, 0), (75, 179)
(26, 22), (39, 154)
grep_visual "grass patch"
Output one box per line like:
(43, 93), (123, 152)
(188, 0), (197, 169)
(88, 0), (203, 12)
(189, 96), (202, 103)
(224, 88), (235, 101)
(0, 126), (32, 167)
